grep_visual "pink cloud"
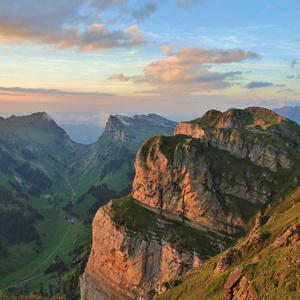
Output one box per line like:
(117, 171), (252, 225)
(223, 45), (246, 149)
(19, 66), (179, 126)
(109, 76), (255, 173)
(109, 44), (258, 90)
(108, 73), (131, 82)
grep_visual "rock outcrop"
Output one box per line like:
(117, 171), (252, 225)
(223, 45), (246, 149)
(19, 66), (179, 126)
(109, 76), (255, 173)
(80, 107), (300, 300)
(174, 107), (296, 172)
(213, 248), (240, 277)
(80, 203), (203, 300)
(271, 222), (300, 248)
(224, 268), (256, 300)
(132, 135), (273, 234)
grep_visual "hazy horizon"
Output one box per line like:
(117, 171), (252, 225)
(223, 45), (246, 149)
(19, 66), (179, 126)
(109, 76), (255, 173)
(0, 0), (299, 126)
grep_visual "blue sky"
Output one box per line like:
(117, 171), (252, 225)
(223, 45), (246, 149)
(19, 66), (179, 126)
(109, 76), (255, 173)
(0, 0), (299, 125)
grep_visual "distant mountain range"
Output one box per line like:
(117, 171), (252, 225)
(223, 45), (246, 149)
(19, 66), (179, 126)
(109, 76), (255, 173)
(273, 106), (300, 125)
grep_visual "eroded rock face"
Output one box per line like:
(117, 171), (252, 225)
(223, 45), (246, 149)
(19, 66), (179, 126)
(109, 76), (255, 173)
(213, 248), (240, 277)
(80, 205), (203, 300)
(174, 124), (292, 171)
(224, 268), (256, 300)
(132, 138), (271, 234)
(103, 115), (141, 143)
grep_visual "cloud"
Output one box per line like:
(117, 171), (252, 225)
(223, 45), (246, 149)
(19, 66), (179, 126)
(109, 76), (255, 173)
(290, 58), (298, 68)
(246, 81), (284, 89)
(286, 74), (300, 79)
(51, 111), (110, 127)
(109, 44), (258, 90)
(276, 88), (295, 94)
(0, 0), (146, 51)
(177, 0), (203, 7)
(0, 87), (113, 96)
(108, 73), (130, 82)
(128, 1), (157, 20)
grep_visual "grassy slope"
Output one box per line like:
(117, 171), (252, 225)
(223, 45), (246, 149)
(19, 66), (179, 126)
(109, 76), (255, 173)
(0, 114), (89, 295)
(0, 113), (177, 297)
(155, 187), (300, 300)
(0, 200), (89, 294)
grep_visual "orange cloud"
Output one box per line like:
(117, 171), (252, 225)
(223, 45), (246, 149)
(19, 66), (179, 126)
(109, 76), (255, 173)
(109, 45), (258, 90)
(108, 73), (130, 82)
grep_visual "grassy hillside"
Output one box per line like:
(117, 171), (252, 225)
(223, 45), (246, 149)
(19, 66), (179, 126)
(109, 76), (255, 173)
(155, 187), (300, 300)
(0, 112), (177, 298)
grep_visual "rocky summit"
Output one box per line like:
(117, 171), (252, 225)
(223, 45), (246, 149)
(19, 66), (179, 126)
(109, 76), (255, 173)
(80, 107), (300, 300)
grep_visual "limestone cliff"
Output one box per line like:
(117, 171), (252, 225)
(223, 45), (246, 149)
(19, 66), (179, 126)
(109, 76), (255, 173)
(132, 133), (279, 234)
(80, 107), (300, 300)
(174, 107), (299, 171)
(80, 203), (204, 300)
(103, 115), (140, 143)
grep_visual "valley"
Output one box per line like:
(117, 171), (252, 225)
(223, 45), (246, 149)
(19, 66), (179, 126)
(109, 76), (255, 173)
(0, 107), (299, 299)
(0, 112), (176, 297)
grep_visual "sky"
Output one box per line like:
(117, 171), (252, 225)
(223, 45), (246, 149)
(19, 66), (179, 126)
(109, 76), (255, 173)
(0, 0), (299, 126)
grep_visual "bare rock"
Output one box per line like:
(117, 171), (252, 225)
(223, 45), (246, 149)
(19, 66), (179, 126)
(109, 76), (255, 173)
(132, 136), (271, 234)
(80, 206), (203, 300)
(272, 223), (300, 248)
(224, 268), (256, 300)
(224, 268), (245, 300)
(213, 248), (240, 277)
(174, 122), (292, 171)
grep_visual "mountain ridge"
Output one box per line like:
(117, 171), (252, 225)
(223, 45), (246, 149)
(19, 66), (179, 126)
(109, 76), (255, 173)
(80, 106), (300, 300)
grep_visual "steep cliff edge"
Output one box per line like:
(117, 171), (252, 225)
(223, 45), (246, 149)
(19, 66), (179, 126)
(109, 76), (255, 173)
(174, 107), (299, 171)
(80, 107), (300, 300)
(80, 197), (213, 300)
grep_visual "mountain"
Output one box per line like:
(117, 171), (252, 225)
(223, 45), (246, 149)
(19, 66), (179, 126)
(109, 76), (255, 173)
(67, 114), (177, 222)
(0, 111), (177, 296)
(155, 186), (300, 300)
(80, 107), (300, 299)
(58, 124), (104, 145)
(0, 112), (86, 195)
(273, 106), (300, 125)
(0, 112), (91, 295)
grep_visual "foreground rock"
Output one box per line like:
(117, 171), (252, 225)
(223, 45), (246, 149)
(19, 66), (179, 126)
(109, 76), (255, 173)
(80, 201), (205, 300)
(80, 107), (300, 300)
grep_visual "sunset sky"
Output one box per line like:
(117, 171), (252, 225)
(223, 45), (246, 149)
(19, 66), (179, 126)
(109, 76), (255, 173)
(0, 0), (299, 126)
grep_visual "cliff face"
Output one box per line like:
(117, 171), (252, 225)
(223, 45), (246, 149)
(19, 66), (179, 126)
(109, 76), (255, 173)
(174, 107), (297, 172)
(80, 204), (203, 300)
(103, 115), (139, 143)
(80, 107), (300, 300)
(132, 136), (273, 234)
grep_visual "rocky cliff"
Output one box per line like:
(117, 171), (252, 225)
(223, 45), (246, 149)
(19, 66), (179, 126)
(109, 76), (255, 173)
(174, 107), (299, 171)
(103, 114), (177, 144)
(67, 113), (177, 194)
(80, 201), (205, 300)
(80, 107), (300, 300)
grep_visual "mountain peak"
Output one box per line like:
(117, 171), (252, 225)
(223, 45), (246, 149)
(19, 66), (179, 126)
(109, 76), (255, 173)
(187, 107), (296, 131)
(103, 113), (177, 143)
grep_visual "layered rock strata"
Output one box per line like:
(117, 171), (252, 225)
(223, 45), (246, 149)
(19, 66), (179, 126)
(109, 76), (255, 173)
(81, 107), (300, 300)
(80, 203), (204, 300)
(132, 135), (273, 234)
